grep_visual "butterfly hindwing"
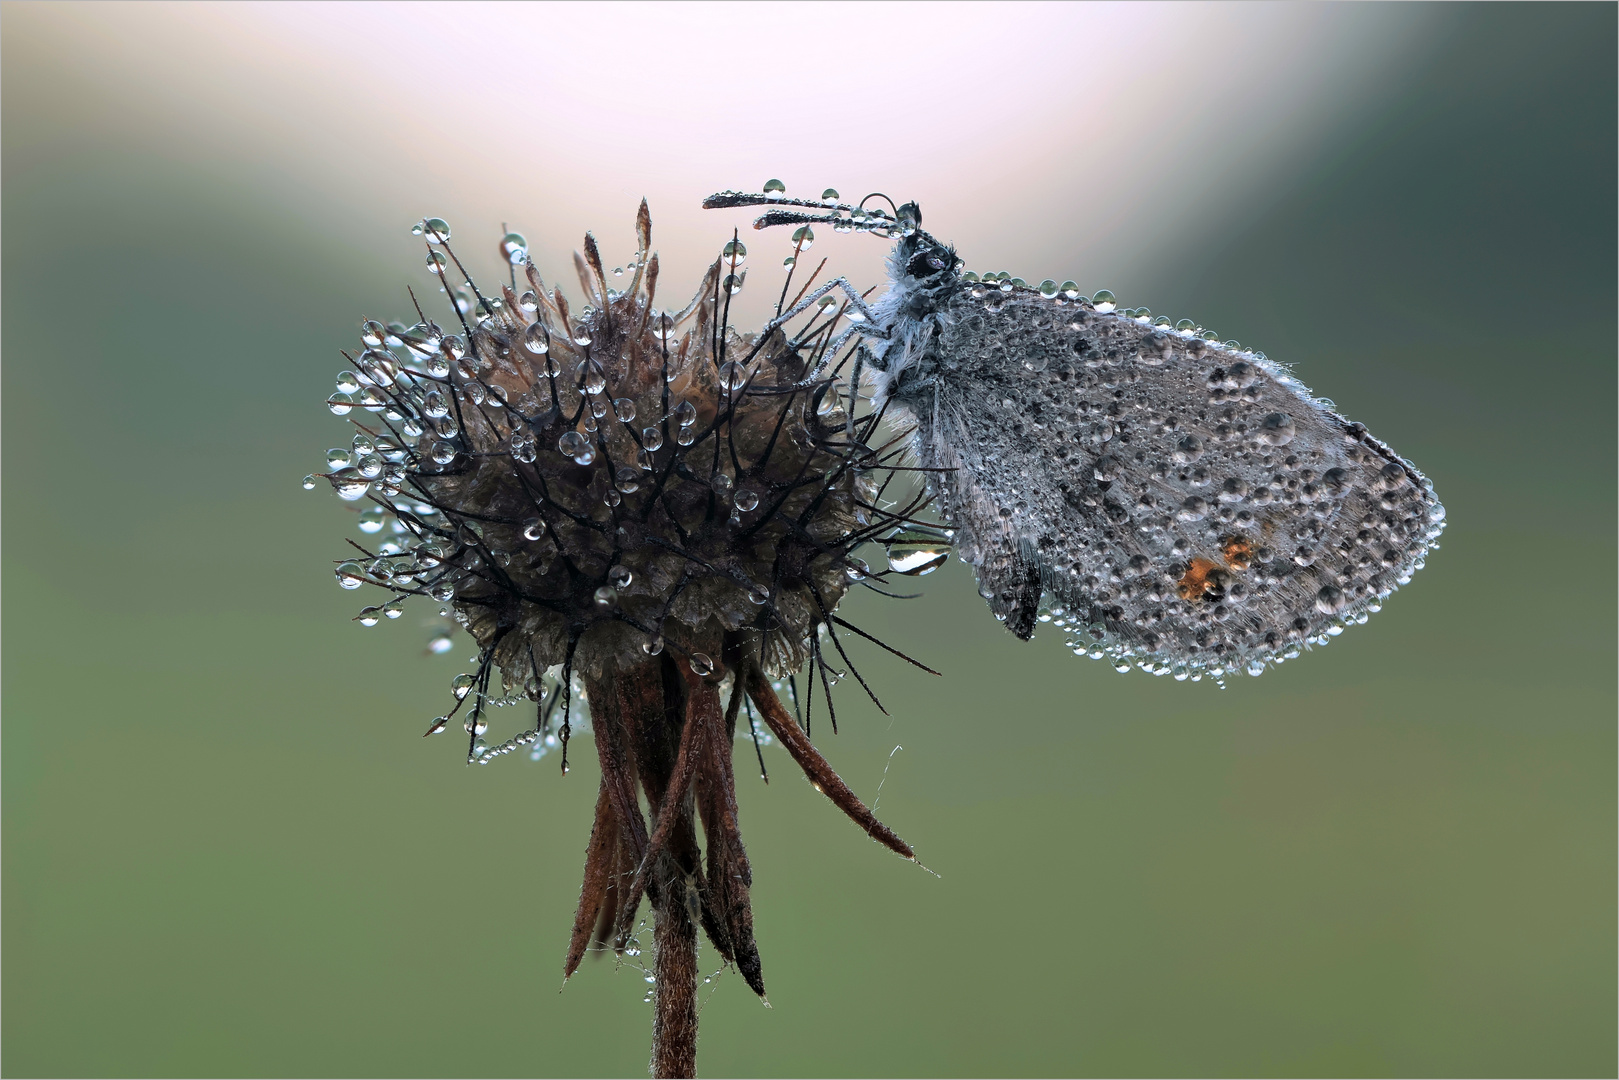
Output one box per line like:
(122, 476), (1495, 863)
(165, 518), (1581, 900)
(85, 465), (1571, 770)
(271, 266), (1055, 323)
(901, 289), (1442, 675)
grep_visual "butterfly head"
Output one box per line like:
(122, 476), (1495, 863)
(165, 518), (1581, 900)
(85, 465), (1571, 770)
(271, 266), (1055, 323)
(701, 186), (959, 399)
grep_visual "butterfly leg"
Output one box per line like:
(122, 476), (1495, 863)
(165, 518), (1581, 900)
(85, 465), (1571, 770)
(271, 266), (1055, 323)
(769, 276), (884, 331)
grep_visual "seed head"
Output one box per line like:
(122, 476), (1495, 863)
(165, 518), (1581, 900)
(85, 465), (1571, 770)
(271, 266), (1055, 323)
(319, 201), (902, 759)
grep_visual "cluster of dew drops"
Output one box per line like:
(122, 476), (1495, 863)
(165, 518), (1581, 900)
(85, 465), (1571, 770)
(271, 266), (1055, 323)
(950, 253), (1407, 688)
(297, 214), (590, 764)
(307, 205), (893, 766)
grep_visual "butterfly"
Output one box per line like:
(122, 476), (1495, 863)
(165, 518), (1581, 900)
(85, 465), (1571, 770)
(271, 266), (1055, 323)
(705, 189), (1445, 679)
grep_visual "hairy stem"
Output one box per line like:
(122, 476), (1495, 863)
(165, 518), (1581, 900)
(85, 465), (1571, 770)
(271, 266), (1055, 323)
(651, 887), (700, 1078)
(586, 659), (709, 1078)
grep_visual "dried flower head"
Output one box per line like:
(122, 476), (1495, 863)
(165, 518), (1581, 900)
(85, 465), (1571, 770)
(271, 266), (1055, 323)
(310, 198), (935, 1077)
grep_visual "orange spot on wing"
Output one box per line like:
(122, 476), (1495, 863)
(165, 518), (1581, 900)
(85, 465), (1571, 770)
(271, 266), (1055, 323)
(1222, 537), (1254, 571)
(1177, 557), (1221, 601)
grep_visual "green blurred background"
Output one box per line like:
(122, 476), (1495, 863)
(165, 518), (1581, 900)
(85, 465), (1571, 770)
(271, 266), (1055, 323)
(4, 3), (1613, 1076)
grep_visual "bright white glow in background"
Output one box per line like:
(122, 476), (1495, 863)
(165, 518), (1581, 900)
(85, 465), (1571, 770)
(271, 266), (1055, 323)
(14, 1), (1435, 326)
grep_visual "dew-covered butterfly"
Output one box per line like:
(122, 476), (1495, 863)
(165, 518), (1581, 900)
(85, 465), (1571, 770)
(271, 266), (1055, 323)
(705, 189), (1444, 680)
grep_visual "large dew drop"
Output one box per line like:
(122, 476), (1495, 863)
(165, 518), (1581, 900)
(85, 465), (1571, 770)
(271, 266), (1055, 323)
(500, 231), (528, 265)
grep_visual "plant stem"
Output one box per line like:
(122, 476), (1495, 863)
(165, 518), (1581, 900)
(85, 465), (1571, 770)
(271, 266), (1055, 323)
(587, 660), (706, 1077)
(651, 884), (699, 1078)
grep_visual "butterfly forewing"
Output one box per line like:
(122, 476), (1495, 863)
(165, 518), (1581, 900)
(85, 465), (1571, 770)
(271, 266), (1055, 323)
(907, 289), (1443, 677)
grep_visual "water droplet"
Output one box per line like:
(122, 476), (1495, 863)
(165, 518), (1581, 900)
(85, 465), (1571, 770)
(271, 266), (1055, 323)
(331, 468), (370, 501)
(358, 507), (389, 534)
(1315, 584), (1347, 614)
(613, 398), (636, 422)
(642, 426), (664, 451)
(821, 187), (839, 201)
(608, 564), (633, 589)
(335, 562), (366, 589)
(423, 217), (451, 244)
(642, 634), (664, 655)
(327, 393), (354, 415)
(302, 475), (317, 490)
(689, 652), (714, 676)
(500, 231), (528, 264)
(734, 489), (759, 512)
(557, 430), (594, 465)
(887, 543), (947, 575)
(450, 674), (476, 700)
(615, 466), (640, 493)
(1039, 279), (1059, 299)
(579, 362), (606, 395)
(723, 272), (745, 295)
(791, 226), (814, 250)
(722, 240), (747, 265)
(1091, 289), (1116, 312)
(593, 585), (618, 607)
(524, 322), (550, 354)
(573, 325), (593, 347)
(762, 179), (786, 198)
(357, 606), (381, 627)
(673, 400), (697, 427)
(1260, 412), (1295, 446)
(748, 586), (769, 605)
(426, 250), (448, 275)
(428, 633), (454, 654)
(718, 361), (748, 391)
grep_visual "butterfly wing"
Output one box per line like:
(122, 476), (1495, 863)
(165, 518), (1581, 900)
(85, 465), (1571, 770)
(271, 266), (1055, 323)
(906, 369), (1048, 638)
(899, 289), (1444, 677)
